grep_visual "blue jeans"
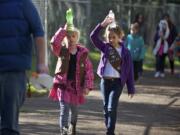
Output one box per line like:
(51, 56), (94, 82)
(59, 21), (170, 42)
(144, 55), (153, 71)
(59, 101), (78, 128)
(0, 71), (26, 135)
(100, 78), (123, 135)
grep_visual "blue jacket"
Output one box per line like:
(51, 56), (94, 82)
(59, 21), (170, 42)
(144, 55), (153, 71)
(0, 0), (44, 71)
(125, 34), (145, 61)
(90, 24), (135, 94)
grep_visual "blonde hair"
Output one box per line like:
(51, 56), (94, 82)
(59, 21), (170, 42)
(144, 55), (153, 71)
(62, 27), (80, 47)
(67, 27), (80, 41)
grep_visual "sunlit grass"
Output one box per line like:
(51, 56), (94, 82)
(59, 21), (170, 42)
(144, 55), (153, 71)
(89, 51), (100, 61)
(143, 47), (155, 69)
(89, 51), (100, 71)
(175, 58), (180, 66)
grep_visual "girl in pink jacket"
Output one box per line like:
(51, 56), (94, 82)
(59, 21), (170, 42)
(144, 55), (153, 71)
(49, 24), (94, 135)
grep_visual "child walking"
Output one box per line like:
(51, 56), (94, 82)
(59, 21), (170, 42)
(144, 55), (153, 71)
(125, 23), (145, 81)
(90, 13), (135, 135)
(153, 19), (170, 78)
(49, 9), (94, 135)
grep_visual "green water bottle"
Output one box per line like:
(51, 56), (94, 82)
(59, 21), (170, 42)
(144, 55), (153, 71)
(66, 8), (74, 31)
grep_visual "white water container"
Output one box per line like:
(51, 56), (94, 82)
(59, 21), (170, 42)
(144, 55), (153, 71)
(30, 73), (53, 90)
(108, 10), (116, 28)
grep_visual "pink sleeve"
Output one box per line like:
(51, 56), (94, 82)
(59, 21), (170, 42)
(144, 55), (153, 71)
(50, 27), (67, 56)
(84, 57), (94, 90)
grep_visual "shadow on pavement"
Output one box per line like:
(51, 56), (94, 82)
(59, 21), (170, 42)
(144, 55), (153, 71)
(20, 93), (180, 135)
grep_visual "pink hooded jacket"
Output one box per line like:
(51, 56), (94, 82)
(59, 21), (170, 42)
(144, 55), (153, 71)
(49, 27), (94, 105)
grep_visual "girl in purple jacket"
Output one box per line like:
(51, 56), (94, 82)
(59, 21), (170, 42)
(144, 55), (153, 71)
(90, 16), (135, 135)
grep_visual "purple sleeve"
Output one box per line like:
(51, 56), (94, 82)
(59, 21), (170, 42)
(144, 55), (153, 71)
(90, 24), (107, 53)
(126, 51), (135, 94)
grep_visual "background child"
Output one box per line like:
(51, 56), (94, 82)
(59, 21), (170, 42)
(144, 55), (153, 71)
(49, 9), (94, 135)
(133, 13), (147, 76)
(153, 19), (170, 78)
(125, 23), (145, 81)
(90, 14), (135, 135)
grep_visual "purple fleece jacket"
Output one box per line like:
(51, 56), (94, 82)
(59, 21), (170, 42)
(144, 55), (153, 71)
(90, 24), (135, 94)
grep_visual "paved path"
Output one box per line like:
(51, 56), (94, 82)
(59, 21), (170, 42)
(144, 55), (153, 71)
(20, 70), (180, 135)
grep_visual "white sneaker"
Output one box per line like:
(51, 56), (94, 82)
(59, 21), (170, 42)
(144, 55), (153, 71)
(160, 73), (165, 78)
(154, 72), (160, 78)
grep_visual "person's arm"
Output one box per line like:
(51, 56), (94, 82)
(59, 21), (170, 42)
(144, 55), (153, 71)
(23, 0), (48, 73)
(90, 24), (107, 53)
(50, 27), (67, 56)
(35, 37), (48, 73)
(126, 51), (135, 97)
(171, 25), (178, 44)
(154, 26), (160, 44)
(90, 16), (113, 53)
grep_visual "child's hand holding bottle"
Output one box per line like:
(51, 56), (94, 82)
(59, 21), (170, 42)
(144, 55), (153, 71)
(101, 10), (116, 28)
(101, 17), (113, 27)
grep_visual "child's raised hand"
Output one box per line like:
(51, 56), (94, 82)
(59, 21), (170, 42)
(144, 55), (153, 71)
(101, 16), (113, 27)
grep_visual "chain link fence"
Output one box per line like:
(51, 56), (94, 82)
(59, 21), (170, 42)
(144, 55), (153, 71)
(32, 0), (180, 73)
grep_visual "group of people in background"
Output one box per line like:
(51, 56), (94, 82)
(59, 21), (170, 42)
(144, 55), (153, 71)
(127, 12), (179, 80)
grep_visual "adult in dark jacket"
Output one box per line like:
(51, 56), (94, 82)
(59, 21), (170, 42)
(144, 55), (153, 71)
(164, 13), (178, 75)
(0, 0), (48, 134)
